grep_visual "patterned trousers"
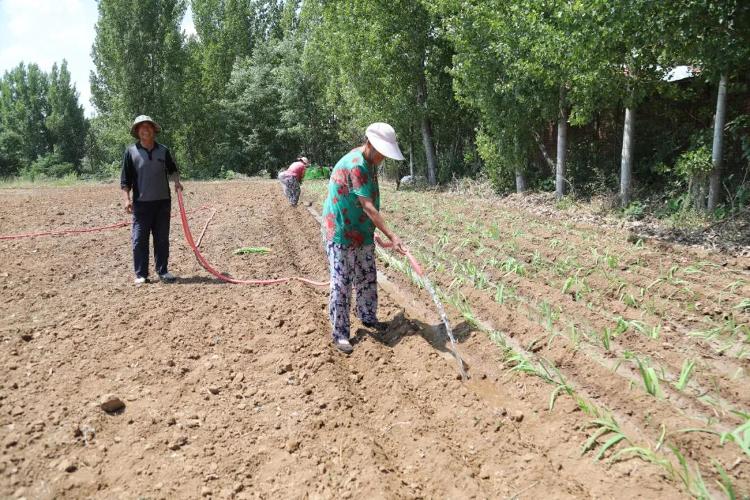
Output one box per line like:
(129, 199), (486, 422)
(278, 172), (301, 206)
(325, 242), (378, 341)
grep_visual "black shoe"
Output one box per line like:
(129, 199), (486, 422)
(333, 338), (353, 354)
(158, 272), (177, 283)
(363, 321), (389, 333)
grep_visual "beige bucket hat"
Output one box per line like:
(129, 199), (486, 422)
(130, 115), (161, 138)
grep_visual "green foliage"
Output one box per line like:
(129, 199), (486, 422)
(474, 128), (516, 192)
(623, 201), (645, 220)
(89, 0), (187, 172)
(0, 61), (87, 178)
(21, 152), (76, 180)
(46, 62), (87, 168)
(675, 146), (713, 180)
(303, 166), (330, 180)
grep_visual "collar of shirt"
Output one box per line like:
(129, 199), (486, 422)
(136, 142), (159, 154)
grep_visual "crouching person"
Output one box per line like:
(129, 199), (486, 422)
(278, 156), (310, 207)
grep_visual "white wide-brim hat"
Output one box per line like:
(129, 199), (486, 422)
(130, 115), (161, 138)
(365, 122), (404, 161)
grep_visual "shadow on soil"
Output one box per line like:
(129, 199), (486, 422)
(351, 310), (475, 375)
(174, 275), (233, 285)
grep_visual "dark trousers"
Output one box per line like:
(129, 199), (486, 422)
(132, 199), (171, 278)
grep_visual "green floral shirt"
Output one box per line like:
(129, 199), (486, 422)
(321, 149), (380, 246)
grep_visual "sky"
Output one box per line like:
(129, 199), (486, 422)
(0, 0), (196, 117)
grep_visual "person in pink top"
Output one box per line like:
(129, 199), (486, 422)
(277, 156), (310, 206)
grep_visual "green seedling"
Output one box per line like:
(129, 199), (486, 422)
(581, 414), (628, 461)
(626, 355), (661, 397)
(675, 359), (696, 391)
(713, 460), (737, 500)
(562, 276), (574, 294)
(620, 291), (638, 308)
(494, 284), (509, 304)
(601, 327), (614, 351)
(678, 412), (750, 458)
(498, 257), (525, 276)
(671, 446), (712, 499)
(233, 247), (271, 255)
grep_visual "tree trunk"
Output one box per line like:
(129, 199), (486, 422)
(619, 106), (635, 207)
(533, 131), (555, 170)
(556, 86), (568, 200)
(515, 169), (527, 193)
(691, 175), (707, 211)
(708, 74), (728, 212)
(417, 71), (438, 185)
(409, 145), (414, 177)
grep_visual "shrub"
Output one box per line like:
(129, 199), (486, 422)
(304, 165), (330, 180)
(20, 152), (77, 180)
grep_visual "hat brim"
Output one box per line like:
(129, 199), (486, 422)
(369, 137), (404, 161)
(130, 121), (161, 138)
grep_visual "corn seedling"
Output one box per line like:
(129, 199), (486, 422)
(601, 327), (615, 352)
(562, 276), (575, 294)
(671, 446), (712, 499)
(568, 325), (582, 348)
(626, 355), (661, 397)
(539, 361), (575, 411)
(734, 298), (750, 312)
(648, 324), (662, 339)
(683, 265), (703, 275)
(620, 291), (639, 308)
(494, 283), (514, 305)
(538, 301), (558, 331)
(675, 359), (696, 391)
(233, 246), (271, 255)
(483, 223), (502, 240)
(610, 444), (672, 470)
(437, 233), (450, 249)
(497, 256), (525, 277)
(606, 253), (619, 270)
(581, 414), (629, 461)
(531, 250), (543, 268)
(678, 411), (750, 458)
(713, 461), (737, 500)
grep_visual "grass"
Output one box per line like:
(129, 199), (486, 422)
(0, 174), (109, 189)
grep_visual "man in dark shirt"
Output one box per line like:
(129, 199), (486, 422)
(120, 115), (183, 284)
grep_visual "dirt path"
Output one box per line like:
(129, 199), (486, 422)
(0, 180), (697, 498)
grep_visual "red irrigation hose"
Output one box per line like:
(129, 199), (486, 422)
(0, 204), (211, 241)
(374, 234), (423, 277)
(177, 190), (329, 287)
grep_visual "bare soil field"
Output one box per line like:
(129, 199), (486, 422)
(1, 179), (748, 499)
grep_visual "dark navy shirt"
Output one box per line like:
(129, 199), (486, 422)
(120, 142), (178, 202)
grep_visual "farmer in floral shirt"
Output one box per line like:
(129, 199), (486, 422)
(321, 123), (406, 354)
